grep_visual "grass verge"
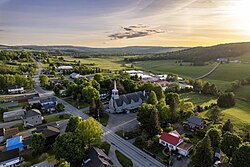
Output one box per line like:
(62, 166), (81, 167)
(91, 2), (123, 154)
(44, 114), (71, 123)
(115, 150), (133, 167)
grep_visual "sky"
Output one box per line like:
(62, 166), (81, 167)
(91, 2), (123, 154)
(0, 0), (250, 47)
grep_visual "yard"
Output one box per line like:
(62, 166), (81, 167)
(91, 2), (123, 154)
(44, 113), (71, 123)
(62, 97), (89, 109)
(181, 92), (217, 106)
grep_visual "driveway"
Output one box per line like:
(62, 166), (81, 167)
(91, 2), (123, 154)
(106, 112), (139, 132)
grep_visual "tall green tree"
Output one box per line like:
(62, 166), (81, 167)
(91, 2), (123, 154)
(222, 119), (233, 133)
(93, 73), (104, 83)
(77, 117), (103, 148)
(31, 133), (46, 154)
(165, 92), (180, 122)
(39, 74), (49, 86)
(232, 142), (250, 167)
(58, 160), (70, 167)
(156, 99), (171, 127)
(82, 86), (100, 103)
(192, 135), (214, 167)
(206, 128), (222, 150)
(147, 91), (158, 105)
(137, 104), (155, 132)
(65, 116), (81, 132)
(221, 132), (242, 162)
(54, 132), (85, 163)
(208, 106), (223, 123)
(149, 108), (162, 136)
(217, 92), (236, 108)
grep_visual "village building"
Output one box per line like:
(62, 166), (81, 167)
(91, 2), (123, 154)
(3, 109), (25, 122)
(70, 72), (83, 79)
(40, 97), (57, 112)
(0, 148), (20, 167)
(6, 136), (24, 151)
(82, 147), (113, 167)
(57, 65), (73, 70)
(7, 86), (24, 94)
(23, 109), (43, 128)
(28, 97), (41, 106)
(33, 125), (60, 145)
(187, 116), (204, 130)
(108, 81), (148, 113)
(0, 128), (4, 143)
(159, 130), (192, 156)
(4, 127), (19, 139)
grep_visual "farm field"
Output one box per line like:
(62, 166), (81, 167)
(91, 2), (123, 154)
(235, 85), (250, 102)
(62, 56), (130, 70)
(134, 60), (217, 78)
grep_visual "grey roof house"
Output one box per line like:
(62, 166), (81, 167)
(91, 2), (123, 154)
(82, 147), (113, 167)
(23, 109), (43, 128)
(187, 116), (204, 130)
(3, 109), (25, 122)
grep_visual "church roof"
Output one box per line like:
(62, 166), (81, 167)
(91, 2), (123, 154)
(114, 91), (147, 107)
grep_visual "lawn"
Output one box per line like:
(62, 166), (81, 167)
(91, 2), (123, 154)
(134, 60), (217, 78)
(115, 150), (133, 167)
(99, 113), (109, 126)
(62, 97), (89, 109)
(44, 113), (71, 123)
(98, 141), (111, 155)
(181, 92), (217, 106)
(235, 85), (250, 101)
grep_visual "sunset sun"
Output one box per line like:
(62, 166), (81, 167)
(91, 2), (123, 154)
(230, 0), (250, 35)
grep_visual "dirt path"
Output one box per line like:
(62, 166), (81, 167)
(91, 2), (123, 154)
(196, 62), (220, 79)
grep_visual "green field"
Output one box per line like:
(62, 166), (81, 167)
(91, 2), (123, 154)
(62, 56), (130, 70)
(235, 85), (250, 101)
(181, 92), (217, 106)
(134, 60), (217, 78)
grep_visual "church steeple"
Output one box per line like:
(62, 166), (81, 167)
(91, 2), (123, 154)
(112, 80), (119, 99)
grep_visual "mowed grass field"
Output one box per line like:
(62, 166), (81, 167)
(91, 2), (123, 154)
(134, 60), (217, 78)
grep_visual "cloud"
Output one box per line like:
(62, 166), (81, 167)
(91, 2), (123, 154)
(0, 29), (4, 32)
(108, 24), (165, 40)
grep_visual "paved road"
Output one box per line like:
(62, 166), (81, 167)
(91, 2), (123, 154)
(0, 120), (23, 128)
(196, 62), (220, 79)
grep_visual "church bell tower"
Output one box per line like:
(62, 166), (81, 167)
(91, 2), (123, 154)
(112, 80), (119, 99)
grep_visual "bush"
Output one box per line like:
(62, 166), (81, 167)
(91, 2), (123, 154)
(56, 103), (65, 112)
(20, 161), (31, 167)
(59, 115), (64, 119)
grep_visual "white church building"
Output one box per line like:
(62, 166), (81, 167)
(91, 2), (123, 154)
(107, 81), (148, 113)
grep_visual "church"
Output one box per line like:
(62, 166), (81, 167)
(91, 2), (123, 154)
(108, 81), (148, 113)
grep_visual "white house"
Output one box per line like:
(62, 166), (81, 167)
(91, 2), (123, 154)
(108, 81), (148, 113)
(7, 86), (24, 94)
(159, 130), (192, 156)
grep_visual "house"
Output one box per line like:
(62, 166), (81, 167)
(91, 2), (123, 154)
(57, 66), (73, 70)
(0, 148), (20, 167)
(8, 86), (24, 94)
(108, 81), (148, 113)
(187, 116), (204, 130)
(4, 127), (19, 139)
(6, 136), (24, 151)
(32, 125), (60, 145)
(70, 72), (83, 79)
(82, 147), (113, 167)
(23, 109), (43, 128)
(0, 128), (4, 143)
(3, 109), (25, 122)
(28, 97), (41, 106)
(159, 130), (192, 156)
(40, 97), (57, 112)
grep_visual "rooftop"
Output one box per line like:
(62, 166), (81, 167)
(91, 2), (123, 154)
(177, 142), (192, 151)
(6, 136), (23, 151)
(160, 130), (181, 146)
(3, 109), (25, 119)
(0, 148), (19, 163)
(4, 127), (19, 138)
(24, 109), (41, 118)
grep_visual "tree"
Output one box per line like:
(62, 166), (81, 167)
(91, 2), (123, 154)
(91, 80), (100, 90)
(166, 73), (178, 82)
(55, 103), (65, 112)
(39, 74), (49, 86)
(147, 91), (158, 105)
(206, 128), (222, 150)
(58, 160), (70, 167)
(208, 106), (223, 123)
(221, 132), (242, 162)
(82, 86), (100, 103)
(193, 80), (203, 93)
(192, 135), (214, 167)
(156, 99), (171, 127)
(65, 116), (81, 132)
(77, 117), (103, 148)
(165, 93), (180, 122)
(94, 73), (104, 83)
(232, 142), (250, 167)
(53, 85), (60, 95)
(31, 133), (45, 154)
(89, 99), (104, 119)
(152, 85), (165, 100)
(149, 108), (162, 136)
(164, 83), (180, 93)
(54, 132), (85, 163)
(222, 119), (233, 133)
(217, 92), (236, 108)
(137, 104), (155, 132)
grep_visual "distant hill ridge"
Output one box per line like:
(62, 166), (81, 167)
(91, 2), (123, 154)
(9, 45), (187, 54)
(127, 42), (250, 62)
